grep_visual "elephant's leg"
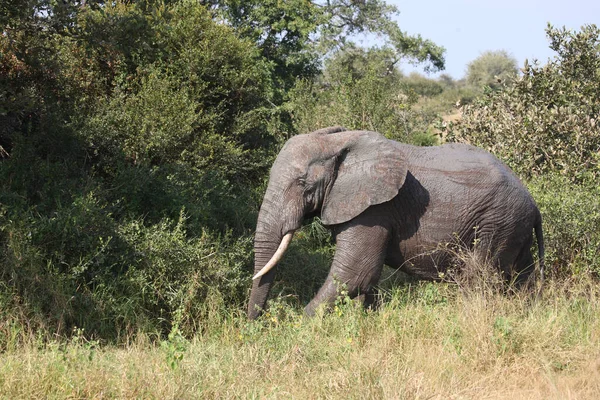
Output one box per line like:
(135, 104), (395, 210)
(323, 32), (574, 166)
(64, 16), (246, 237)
(510, 240), (535, 286)
(362, 287), (381, 311)
(490, 232), (535, 285)
(353, 287), (380, 311)
(305, 222), (390, 316)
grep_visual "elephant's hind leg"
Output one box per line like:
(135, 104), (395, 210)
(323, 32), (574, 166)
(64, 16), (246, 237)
(304, 222), (390, 316)
(490, 232), (535, 286)
(511, 240), (536, 286)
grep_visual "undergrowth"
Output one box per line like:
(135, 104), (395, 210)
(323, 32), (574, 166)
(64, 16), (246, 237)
(1, 276), (599, 399)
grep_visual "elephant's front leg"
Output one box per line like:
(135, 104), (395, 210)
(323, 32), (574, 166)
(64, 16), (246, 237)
(305, 222), (390, 316)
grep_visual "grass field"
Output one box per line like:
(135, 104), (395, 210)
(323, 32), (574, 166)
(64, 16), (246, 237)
(1, 276), (600, 399)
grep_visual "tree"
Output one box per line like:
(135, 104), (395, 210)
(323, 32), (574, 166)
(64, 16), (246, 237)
(289, 48), (440, 146)
(0, 0), (278, 338)
(206, 0), (446, 93)
(322, 44), (403, 84)
(465, 50), (518, 90)
(316, 0), (445, 72)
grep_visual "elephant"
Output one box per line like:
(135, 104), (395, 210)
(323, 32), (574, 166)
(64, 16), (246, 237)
(248, 126), (544, 319)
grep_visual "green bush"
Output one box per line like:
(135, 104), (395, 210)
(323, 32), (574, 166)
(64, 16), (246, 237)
(0, 1), (274, 343)
(403, 72), (444, 97)
(447, 24), (600, 182)
(288, 66), (439, 145)
(69, 1), (277, 178)
(0, 204), (255, 343)
(527, 175), (600, 277)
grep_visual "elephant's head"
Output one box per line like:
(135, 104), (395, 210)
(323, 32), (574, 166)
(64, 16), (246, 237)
(248, 127), (408, 319)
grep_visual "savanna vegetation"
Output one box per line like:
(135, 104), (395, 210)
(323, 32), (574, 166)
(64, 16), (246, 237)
(1, 1), (599, 397)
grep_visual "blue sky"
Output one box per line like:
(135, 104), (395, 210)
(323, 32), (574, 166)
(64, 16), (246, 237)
(382, 0), (600, 79)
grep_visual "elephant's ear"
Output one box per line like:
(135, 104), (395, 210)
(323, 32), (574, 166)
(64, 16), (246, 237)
(321, 131), (408, 226)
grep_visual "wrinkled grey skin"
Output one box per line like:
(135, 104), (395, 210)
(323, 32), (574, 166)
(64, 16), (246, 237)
(248, 127), (544, 319)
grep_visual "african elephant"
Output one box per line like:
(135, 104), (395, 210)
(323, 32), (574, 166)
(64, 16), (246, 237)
(248, 127), (544, 319)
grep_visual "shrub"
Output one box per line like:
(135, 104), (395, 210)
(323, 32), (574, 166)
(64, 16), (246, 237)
(288, 67), (439, 145)
(403, 72), (444, 97)
(447, 24), (600, 183)
(527, 175), (600, 277)
(69, 1), (278, 179)
(0, 0), (284, 343)
(0, 205), (255, 343)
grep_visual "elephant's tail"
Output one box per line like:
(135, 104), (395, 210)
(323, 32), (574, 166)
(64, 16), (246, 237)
(534, 207), (545, 282)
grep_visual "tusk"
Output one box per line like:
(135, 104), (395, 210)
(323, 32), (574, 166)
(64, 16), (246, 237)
(252, 232), (294, 280)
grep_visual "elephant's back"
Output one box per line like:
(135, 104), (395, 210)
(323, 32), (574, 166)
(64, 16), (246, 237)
(396, 143), (537, 260)
(405, 143), (506, 175)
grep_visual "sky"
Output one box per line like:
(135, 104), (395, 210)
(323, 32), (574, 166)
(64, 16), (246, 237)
(381, 0), (600, 79)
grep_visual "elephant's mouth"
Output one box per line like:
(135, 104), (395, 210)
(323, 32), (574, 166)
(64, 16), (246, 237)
(252, 231), (295, 280)
(304, 209), (322, 221)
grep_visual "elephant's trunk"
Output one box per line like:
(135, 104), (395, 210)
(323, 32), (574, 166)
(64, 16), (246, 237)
(248, 229), (281, 320)
(252, 231), (293, 280)
(248, 171), (303, 319)
(248, 191), (299, 319)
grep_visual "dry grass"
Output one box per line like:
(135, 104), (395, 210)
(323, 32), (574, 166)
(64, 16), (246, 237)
(1, 276), (600, 399)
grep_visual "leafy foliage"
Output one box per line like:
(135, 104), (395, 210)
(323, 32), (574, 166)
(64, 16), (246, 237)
(207, 0), (446, 85)
(0, 0), (274, 340)
(448, 24), (600, 182)
(288, 47), (440, 145)
(206, 0), (321, 97)
(316, 0), (445, 72)
(528, 175), (600, 277)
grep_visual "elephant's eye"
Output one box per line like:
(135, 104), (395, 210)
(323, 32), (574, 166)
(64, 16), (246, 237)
(304, 184), (316, 201)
